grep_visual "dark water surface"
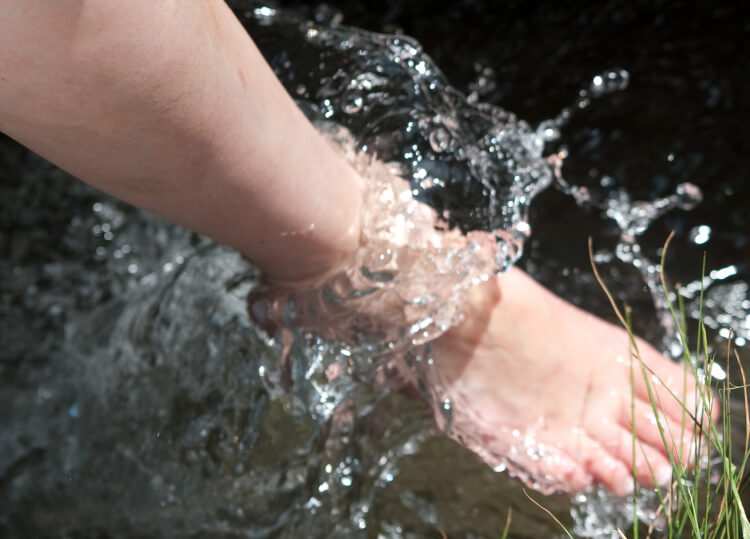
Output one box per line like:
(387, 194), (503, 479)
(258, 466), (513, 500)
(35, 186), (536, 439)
(1, 2), (748, 538)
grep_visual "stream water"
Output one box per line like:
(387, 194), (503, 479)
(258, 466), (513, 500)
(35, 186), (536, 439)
(2, 1), (749, 538)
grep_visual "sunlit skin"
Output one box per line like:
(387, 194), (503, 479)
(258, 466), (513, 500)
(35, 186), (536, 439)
(433, 269), (717, 495)
(0, 1), (717, 494)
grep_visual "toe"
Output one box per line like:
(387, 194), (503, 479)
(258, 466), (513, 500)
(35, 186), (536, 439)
(631, 342), (700, 423)
(580, 437), (635, 496)
(535, 447), (593, 493)
(455, 431), (594, 494)
(599, 424), (673, 489)
(621, 399), (697, 468)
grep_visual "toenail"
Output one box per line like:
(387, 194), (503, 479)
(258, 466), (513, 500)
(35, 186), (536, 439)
(656, 465), (672, 487)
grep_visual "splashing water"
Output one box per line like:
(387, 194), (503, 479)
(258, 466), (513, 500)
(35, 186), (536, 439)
(249, 6), (556, 270)
(2, 3), (749, 539)
(250, 8), (742, 536)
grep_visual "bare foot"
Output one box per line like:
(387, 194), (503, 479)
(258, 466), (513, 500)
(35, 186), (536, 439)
(431, 267), (718, 496)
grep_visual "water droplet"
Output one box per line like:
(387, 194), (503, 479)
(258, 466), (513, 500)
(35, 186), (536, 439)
(342, 92), (364, 114)
(589, 68), (630, 97)
(674, 182), (703, 209)
(689, 225), (712, 245)
(537, 121), (561, 142)
(253, 5), (277, 25)
(709, 361), (727, 380)
(514, 220), (531, 238)
(600, 175), (616, 188)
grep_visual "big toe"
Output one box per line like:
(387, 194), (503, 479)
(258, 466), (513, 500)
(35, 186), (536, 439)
(621, 398), (699, 469)
(582, 437), (636, 496)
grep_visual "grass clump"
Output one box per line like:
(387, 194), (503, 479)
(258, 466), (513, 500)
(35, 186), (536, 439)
(526, 234), (750, 538)
(591, 234), (750, 538)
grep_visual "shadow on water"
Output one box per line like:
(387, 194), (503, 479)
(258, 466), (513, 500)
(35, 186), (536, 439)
(1, 1), (749, 538)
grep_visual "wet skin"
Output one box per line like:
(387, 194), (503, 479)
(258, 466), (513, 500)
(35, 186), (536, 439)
(433, 267), (718, 495)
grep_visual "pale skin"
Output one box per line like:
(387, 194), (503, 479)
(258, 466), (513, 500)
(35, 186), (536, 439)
(0, 1), (717, 495)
